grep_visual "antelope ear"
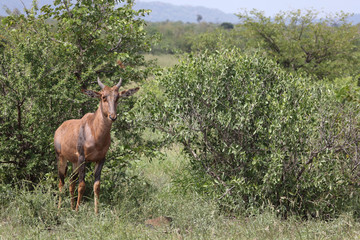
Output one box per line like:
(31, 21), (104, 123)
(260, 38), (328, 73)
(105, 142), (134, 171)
(82, 89), (101, 98)
(119, 87), (140, 98)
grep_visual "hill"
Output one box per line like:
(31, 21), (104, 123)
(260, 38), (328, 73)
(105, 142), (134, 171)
(0, 1), (359, 24)
(0, 0), (240, 23)
(133, 1), (240, 23)
(348, 13), (360, 24)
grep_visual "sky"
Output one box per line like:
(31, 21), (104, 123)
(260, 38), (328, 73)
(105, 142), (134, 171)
(1, 0), (359, 16)
(138, 0), (360, 16)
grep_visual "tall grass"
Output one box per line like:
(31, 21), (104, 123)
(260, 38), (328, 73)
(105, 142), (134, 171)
(2, 144), (360, 239)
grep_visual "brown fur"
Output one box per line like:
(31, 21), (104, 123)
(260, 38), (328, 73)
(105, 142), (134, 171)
(54, 79), (139, 213)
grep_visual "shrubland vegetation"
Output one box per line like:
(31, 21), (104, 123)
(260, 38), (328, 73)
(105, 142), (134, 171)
(138, 49), (360, 218)
(1, 0), (360, 238)
(237, 10), (360, 80)
(0, 0), (154, 185)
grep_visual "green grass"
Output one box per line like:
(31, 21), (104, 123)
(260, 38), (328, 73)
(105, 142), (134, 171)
(2, 145), (360, 239)
(144, 54), (179, 68)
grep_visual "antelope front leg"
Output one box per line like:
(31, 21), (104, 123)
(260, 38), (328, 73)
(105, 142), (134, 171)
(75, 155), (86, 211)
(94, 159), (105, 214)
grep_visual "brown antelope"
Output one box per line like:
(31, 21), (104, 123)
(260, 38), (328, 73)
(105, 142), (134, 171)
(54, 77), (139, 213)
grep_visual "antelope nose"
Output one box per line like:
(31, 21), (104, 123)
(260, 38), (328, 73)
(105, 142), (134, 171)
(109, 115), (117, 121)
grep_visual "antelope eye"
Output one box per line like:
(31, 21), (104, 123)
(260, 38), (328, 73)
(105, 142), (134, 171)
(102, 96), (107, 102)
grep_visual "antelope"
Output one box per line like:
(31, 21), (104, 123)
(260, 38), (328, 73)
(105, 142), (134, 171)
(54, 77), (139, 213)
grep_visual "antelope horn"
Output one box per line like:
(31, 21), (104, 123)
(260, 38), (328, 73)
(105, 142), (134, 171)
(97, 76), (105, 89)
(115, 78), (122, 89)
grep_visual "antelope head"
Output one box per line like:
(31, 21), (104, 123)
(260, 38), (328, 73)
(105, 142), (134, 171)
(83, 77), (140, 121)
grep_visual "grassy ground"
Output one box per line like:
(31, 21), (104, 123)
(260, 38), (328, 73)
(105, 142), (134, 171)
(1, 56), (360, 239)
(144, 54), (179, 68)
(1, 145), (360, 239)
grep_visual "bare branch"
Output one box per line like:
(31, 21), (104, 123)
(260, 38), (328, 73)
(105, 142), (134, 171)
(62, 0), (73, 18)
(108, 37), (123, 52)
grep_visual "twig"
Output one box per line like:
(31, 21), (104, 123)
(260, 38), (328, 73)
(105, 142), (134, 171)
(62, 0), (73, 18)
(219, 186), (235, 200)
(108, 37), (123, 52)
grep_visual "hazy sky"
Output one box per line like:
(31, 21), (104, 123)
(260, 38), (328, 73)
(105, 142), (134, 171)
(1, 0), (359, 16)
(138, 0), (360, 15)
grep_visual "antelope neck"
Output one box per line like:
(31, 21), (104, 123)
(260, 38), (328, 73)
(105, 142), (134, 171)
(93, 104), (113, 139)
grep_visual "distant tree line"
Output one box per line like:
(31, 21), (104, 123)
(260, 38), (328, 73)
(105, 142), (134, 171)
(146, 10), (360, 81)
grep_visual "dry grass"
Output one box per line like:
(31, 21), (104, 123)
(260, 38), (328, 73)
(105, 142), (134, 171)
(2, 145), (360, 239)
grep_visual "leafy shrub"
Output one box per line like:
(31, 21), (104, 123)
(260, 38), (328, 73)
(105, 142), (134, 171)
(237, 9), (360, 80)
(0, 0), (154, 186)
(137, 48), (360, 218)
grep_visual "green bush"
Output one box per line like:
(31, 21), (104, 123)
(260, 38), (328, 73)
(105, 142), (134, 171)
(137, 48), (360, 218)
(237, 9), (360, 81)
(0, 0), (154, 186)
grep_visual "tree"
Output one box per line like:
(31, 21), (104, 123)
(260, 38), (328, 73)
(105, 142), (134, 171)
(138, 48), (360, 218)
(237, 9), (360, 80)
(145, 21), (218, 54)
(0, 7), (72, 184)
(42, 0), (153, 88)
(0, 0), (154, 186)
(220, 22), (234, 29)
(197, 14), (203, 23)
(188, 27), (248, 52)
